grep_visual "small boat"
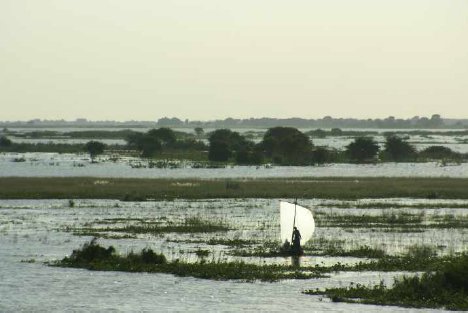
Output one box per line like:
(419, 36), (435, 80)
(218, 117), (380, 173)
(279, 200), (315, 256)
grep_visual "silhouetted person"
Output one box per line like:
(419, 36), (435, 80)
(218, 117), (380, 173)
(291, 227), (301, 253)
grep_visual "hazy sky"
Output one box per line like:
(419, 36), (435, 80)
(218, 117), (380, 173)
(1, 0), (467, 121)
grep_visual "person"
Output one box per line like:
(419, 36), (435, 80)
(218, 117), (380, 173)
(291, 227), (301, 251)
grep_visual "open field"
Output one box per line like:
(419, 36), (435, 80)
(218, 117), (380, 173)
(1, 176), (468, 200)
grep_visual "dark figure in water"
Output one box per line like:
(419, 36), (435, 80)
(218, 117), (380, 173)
(291, 227), (302, 254)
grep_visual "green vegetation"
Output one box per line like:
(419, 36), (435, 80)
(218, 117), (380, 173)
(262, 127), (313, 165)
(53, 240), (325, 282)
(70, 217), (229, 237)
(1, 126), (467, 164)
(208, 129), (262, 164)
(126, 127), (206, 158)
(381, 135), (416, 162)
(305, 253), (468, 310)
(2, 177), (468, 200)
(318, 245), (387, 258)
(345, 137), (380, 163)
(84, 141), (106, 162)
(0, 136), (12, 147)
(315, 211), (468, 230)
(419, 145), (463, 162)
(316, 212), (423, 228)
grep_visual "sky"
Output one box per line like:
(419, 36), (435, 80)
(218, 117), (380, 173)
(1, 0), (467, 121)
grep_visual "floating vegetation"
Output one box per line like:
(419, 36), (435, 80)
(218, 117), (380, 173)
(315, 210), (468, 230)
(206, 238), (259, 247)
(316, 212), (423, 228)
(318, 245), (386, 259)
(69, 216), (230, 237)
(194, 249), (210, 258)
(320, 202), (468, 209)
(305, 254), (468, 310)
(53, 240), (326, 282)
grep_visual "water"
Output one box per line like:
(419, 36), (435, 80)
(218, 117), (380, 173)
(1, 152), (468, 178)
(0, 198), (464, 312)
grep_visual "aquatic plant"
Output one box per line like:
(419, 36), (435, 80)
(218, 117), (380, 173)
(54, 241), (325, 282)
(305, 253), (468, 310)
(70, 216), (229, 237)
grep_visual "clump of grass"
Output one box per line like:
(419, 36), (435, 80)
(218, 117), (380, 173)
(53, 240), (326, 282)
(406, 244), (437, 259)
(305, 254), (468, 310)
(194, 249), (210, 258)
(66, 238), (117, 265)
(69, 217), (229, 237)
(320, 245), (386, 258)
(116, 217), (229, 234)
(316, 212), (423, 229)
(206, 238), (259, 247)
(59, 238), (166, 270)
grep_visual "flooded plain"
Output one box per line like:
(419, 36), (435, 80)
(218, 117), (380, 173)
(1, 198), (466, 312)
(1, 152), (468, 178)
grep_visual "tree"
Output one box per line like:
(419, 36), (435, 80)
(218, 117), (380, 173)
(382, 135), (416, 161)
(261, 127), (313, 165)
(208, 129), (248, 162)
(147, 128), (176, 147)
(311, 147), (333, 164)
(345, 137), (379, 163)
(125, 128), (176, 157)
(0, 136), (12, 147)
(84, 141), (106, 162)
(419, 146), (461, 161)
(194, 127), (204, 137)
(235, 142), (263, 165)
(208, 140), (231, 162)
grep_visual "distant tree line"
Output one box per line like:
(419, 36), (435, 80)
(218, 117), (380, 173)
(156, 114), (468, 129)
(4, 114), (468, 129)
(1, 126), (466, 165)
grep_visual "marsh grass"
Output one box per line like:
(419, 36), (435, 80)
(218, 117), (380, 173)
(322, 202), (468, 209)
(316, 210), (467, 230)
(206, 238), (259, 247)
(69, 216), (229, 237)
(305, 253), (468, 310)
(316, 212), (423, 228)
(54, 240), (326, 282)
(3, 177), (468, 200)
(319, 245), (386, 258)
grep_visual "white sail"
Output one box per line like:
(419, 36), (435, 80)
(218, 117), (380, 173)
(280, 201), (315, 245)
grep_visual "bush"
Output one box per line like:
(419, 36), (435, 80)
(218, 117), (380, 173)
(69, 238), (115, 263)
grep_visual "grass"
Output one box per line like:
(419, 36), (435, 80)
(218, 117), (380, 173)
(305, 253), (468, 310)
(2, 177), (468, 200)
(320, 202), (468, 209)
(316, 211), (468, 230)
(316, 212), (423, 228)
(53, 240), (463, 284)
(69, 217), (230, 237)
(53, 239), (326, 282)
(229, 242), (387, 259)
(318, 245), (387, 258)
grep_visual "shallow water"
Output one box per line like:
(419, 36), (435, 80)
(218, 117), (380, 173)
(0, 198), (464, 312)
(1, 152), (468, 178)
